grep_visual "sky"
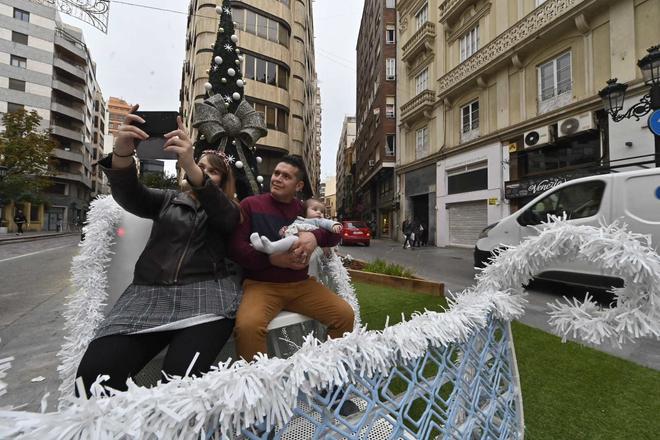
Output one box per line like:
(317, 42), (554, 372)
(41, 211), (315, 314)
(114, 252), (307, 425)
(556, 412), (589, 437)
(61, 0), (365, 180)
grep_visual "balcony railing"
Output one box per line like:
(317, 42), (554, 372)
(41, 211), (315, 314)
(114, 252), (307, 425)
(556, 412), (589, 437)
(400, 90), (436, 124)
(51, 102), (84, 122)
(54, 27), (87, 61)
(51, 124), (84, 143)
(437, 0), (585, 98)
(401, 21), (436, 64)
(439, 0), (468, 24)
(53, 56), (86, 81)
(52, 79), (85, 102)
(51, 148), (84, 164)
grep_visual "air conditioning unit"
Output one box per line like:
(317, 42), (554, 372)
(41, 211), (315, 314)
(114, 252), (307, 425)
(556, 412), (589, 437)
(368, 160), (375, 167)
(557, 112), (595, 138)
(523, 126), (552, 148)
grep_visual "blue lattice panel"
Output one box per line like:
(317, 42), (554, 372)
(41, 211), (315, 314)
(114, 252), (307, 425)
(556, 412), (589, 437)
(206, 317), (522, 439)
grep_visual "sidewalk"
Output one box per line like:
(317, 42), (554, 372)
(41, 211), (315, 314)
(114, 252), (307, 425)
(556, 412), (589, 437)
(0, 230), (78, 244)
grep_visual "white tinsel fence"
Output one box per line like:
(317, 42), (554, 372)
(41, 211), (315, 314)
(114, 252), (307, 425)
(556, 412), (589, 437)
(0, 198), (658, 438)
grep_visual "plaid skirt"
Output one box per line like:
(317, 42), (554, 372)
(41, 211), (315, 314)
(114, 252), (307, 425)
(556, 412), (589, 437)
(94, 276), (242, 339)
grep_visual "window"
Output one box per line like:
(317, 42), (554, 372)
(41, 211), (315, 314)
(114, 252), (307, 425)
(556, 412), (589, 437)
(459, 25), (479, 62)
(415, 3), (428, 30)
(415, 126), (429, 158)
(30, 205), (39, 222)
(10, 55), (27, 68)
(539, 52), (572, 101)
(386, 0), (396, 8)
(12, 31), (28, 45)
(13, 8), (29, 22)
(386, 134), (396, 156)
(256, 58), (267, 82)
(386, 25), (396, 44)
(386, 58), (396, 80)
(522, 180), (605, 225)
(8, 78), (26, 91)
(7, 102), (24, 113)
(448, 167), (487, 194)
(236, 8), (289, 47)
(461, 100), (479, 133)
(386, 96), (395, 118)
(250, 101), (288, 132)
(415, 68), (428, 94)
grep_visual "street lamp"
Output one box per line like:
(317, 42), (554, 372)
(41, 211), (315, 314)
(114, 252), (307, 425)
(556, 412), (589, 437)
(598, 45), (660, 167)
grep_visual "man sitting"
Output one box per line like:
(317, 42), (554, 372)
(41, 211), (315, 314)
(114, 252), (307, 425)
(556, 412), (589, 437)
(230, 155), (355, 362)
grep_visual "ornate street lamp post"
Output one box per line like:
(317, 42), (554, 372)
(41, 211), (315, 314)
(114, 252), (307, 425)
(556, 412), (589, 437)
(598, 45), (660, 167)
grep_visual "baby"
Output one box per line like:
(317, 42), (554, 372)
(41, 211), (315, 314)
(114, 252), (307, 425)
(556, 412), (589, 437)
(250, 198), (342, 254)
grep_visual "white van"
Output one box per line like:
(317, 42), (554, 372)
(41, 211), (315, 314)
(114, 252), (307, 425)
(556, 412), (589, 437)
(474, 168), (660, 289)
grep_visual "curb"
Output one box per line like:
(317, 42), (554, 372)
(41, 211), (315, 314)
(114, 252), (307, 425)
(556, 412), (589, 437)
(0, 232), (78, 245)
(347, 269), (445, 297)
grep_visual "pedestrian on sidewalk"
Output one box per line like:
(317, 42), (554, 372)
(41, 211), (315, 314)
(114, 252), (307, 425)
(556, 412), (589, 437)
(402, 219), (414, 249)
(75, 105), (241, 398)
(13, 209), (26, 235)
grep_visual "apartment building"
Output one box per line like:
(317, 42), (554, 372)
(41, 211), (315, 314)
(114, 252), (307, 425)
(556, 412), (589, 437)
(335, 115), (356, 219)
(396, 0), (658, 247)
(180, 0), (320, 194)
(354, 0), (398, 239)
(0, 0), (105, 231)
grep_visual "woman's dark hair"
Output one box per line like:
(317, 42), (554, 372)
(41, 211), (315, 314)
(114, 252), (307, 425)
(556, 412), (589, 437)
(278, 155), (307, 182)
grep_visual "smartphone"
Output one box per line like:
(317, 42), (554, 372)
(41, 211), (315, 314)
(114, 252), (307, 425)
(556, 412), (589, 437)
(132, 111), (180, 160)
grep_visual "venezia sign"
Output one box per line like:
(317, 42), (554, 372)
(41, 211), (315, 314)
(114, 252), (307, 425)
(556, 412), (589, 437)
(504, 171), (591, 199)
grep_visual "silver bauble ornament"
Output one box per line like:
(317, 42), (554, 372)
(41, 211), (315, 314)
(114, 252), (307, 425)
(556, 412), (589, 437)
(236, 79), (244, 88)
(221, 78), (227, 83)
(204, 82), (213, 91)
(256, 156), (263, 164)
(232, 92), (241, 101)
(215, 6), (222, 14)
(235, 161), (244, 169)
(214, 56), (223, 64)
(257, 176), (264, 183)
(227, 68), (236, 77)
(231, 35), (239, 43)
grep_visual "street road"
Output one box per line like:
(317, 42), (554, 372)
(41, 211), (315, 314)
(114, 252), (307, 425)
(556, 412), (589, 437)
(0, 236), (80, 411)
(339, 239), (660, 371)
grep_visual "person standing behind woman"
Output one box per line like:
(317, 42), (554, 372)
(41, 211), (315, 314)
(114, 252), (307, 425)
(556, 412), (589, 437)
(76, 105), (241, 397)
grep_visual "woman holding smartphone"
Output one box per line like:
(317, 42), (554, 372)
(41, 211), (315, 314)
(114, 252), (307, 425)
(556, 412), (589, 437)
(76, 104), (241, 397)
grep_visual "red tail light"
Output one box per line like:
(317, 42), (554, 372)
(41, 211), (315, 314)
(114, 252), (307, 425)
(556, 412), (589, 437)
(117, 227), (126, 237)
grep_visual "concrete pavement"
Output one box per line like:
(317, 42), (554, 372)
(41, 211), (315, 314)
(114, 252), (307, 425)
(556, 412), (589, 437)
(339, 239), (660, 371)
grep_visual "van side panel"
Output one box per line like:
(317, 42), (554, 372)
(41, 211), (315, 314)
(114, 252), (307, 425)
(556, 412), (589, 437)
(620, 173), (660, 251)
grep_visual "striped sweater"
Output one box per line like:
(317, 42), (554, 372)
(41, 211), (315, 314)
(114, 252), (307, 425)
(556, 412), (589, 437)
(229, 193), (340, 282)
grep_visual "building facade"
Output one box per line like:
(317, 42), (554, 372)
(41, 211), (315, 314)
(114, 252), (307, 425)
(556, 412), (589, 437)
(321, 175), (336, 219)
(354, 0), (398, 239)
(336, 115), (357, 219)
(0, 0), (105, 232)
(396, 0), (659, 247)
(180, 0), (320, 194)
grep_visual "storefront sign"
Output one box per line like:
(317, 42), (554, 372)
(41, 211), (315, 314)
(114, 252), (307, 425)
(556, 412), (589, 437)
(504, 171), (591, 199)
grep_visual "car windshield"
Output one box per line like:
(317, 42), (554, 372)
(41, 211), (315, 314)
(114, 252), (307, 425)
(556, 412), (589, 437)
(345, 222), (368, 229)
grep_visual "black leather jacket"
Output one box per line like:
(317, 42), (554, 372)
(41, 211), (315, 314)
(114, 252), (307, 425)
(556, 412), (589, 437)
(100, 155), (239, 286)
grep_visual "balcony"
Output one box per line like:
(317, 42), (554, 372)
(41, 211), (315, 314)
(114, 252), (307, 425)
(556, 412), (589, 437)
(400, 90), (436, 125)
(54, 171), (92, 189)
(51, 148), (84, 164)
(401, 22), (436, 66)
(51, 102), (84, 122)
(53, 56), (86, 81)
(51, 124), (84, 143)
(54, 29), (86, 61)
(52, 79), (85, 102)
(437, 0), (587, 99)
(439, 0), (472, 24)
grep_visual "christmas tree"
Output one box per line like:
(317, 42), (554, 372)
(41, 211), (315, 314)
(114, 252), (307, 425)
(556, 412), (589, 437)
(193, 0), (267, 200)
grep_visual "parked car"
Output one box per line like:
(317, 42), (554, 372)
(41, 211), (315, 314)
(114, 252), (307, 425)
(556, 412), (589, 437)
(340, 220), (371, 246)
(474, 168), (660, 289)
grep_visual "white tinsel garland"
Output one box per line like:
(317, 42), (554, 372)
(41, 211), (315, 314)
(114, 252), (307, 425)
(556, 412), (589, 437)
(56, 196), (124, 406)
(0, 354), (12, 400)
(0, 206), (658, 437)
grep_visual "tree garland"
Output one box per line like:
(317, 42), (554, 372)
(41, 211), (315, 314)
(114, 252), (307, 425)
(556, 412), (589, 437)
(0, 203), (658, 438)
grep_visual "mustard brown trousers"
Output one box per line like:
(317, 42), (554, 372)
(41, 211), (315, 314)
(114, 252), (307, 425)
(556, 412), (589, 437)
(234, 277), (355, 361)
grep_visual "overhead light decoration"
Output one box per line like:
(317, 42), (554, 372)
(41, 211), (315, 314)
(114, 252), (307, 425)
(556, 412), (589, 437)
(30, 0), (110, 33)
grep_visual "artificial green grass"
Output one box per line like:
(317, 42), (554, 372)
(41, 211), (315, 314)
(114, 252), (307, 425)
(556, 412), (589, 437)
(353, 282), (660, 440)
